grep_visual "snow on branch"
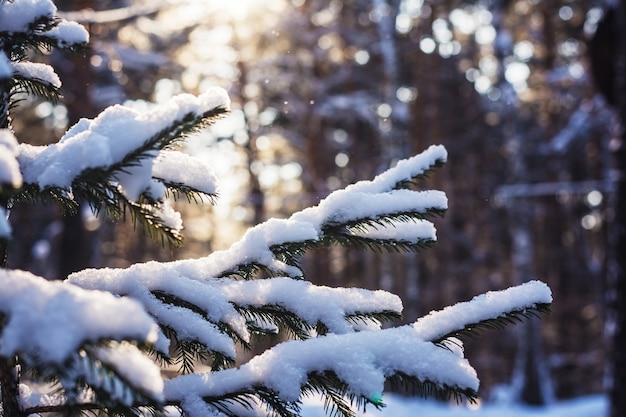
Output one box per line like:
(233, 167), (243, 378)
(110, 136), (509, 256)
(18, 88), (229, 197)
(211, 277), (403, 334)
(153, 150), (219, 201)
(0, 0), (88, 47)
(0, 269), (160, 364)
(351, 144), (447, 193)
(0, 268), (167, 411)
(0, 270), (165, 408)
(160, 145), (448, 279)
(157, 281), (551, 416)
(0, 0), (56, 33)
(164, 325), (479, 417)
(13, 61), (60, 88)
(11, 60), (63, 103)
(14, 88), (229, 243)
(412, 280), (553, 343)
(68, 267), (404, 367)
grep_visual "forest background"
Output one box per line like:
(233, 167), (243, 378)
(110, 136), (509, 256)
(5, 0), (616, 409)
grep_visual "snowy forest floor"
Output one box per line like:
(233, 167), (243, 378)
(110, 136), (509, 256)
(301, 394), (606, 416)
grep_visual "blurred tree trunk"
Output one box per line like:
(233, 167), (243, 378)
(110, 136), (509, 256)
(610, 3), (626, 417)
(55, 0), (97, 278)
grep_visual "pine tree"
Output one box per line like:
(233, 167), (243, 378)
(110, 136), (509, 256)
(0, 1), (552, 416)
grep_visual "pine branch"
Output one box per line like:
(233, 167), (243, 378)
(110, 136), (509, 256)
(67, 106), (229, 245)
(150, 291), (244, 372)
(125, 199), (183, 246)
(8, 183), (79, 214)
(269, 240), (315, 277)
(392, 157), (446, 190)
(246, 209), (443, 279)
(11, 75), (63, 103)
(107, 106), (228, 172)
(344, 310), (402, 328)
(431, 303), (552, 346)
(160, 325), (236, 373)
(323, 233), (437, 254)
(217, 260), (302, 280)
(0, 31), (54, 59)
(172, 339), (210, 375)
(387, 372), (479, 404)
(152, 291), (250, 347)
(20, 345), (164, 417)
(200, 387), (301, 417)
(304, 369), (477, 417)
(0, 17), (88, 58)
(234, 304), (314, 340)
(323, 208), (446, 234)
(158, 179), (218, 205)
(303, 372), (382, 417)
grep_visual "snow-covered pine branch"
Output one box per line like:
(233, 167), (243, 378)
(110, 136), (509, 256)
(64, 144), (553, 417)
(0, 0), (89, 126)
(413, 280), (553, 344)
(13, 88), (229, 244)
(66, 145), (450, 376)
(0, 269), (164, 413)
(164, 144), (447, 280)
(0, 0), (88, 52)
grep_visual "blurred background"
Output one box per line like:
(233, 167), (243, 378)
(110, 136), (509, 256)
(6, 0), (619, 409)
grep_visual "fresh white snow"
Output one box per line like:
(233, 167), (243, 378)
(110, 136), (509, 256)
(0, 269), (160, 364)
(0, 0), (88, 46)
(18, 89), (229, 198)
(301, 394), (607, 417)
(164, 327), (479, 404)
(13, 61), (61, 88)
(413, 280), (552, 341)
(153, 150), (219, 197)
(349, 218), (437, 242)
(0, 0), (57, 33)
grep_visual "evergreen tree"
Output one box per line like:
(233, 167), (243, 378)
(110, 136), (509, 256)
(0, 1), (552, 416)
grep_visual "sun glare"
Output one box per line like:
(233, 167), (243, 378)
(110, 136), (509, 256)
(218, 0), (286, 22)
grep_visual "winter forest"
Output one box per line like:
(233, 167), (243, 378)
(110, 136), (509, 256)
(0, 0), (623, 416)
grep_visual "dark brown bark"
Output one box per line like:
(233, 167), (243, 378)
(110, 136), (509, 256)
(56, 0), (97, 279)
(610, 3), (626, 417)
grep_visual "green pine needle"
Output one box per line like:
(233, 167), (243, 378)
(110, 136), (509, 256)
(6, 183), (79, 214)
(344, 310), (402, 328)
(302, 372), (382, 417)
(20, 344), (165, 417)
(12, 75), (63, 103)
(387, 371), (479, 404)
(432, 303), (552, 346)
(392, 157), (447, 190)
(200, 387), (300, 417)
(158, 179), (219, 205)
(234, 304), (314, 340)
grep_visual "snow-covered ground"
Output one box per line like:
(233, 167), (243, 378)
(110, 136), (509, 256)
(301, 394), (606, 417)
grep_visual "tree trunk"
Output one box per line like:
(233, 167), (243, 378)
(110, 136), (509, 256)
(610, 3), (626, 416)
(55, 0), (96, 279)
